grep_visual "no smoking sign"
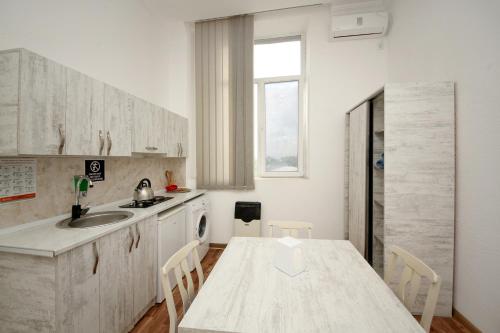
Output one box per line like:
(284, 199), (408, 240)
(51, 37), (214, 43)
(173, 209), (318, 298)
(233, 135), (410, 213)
(85, 160), (105, 182)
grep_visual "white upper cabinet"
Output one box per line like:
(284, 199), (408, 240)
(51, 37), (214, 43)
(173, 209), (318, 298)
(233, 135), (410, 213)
(179, 116), (188, 157)
(18, 49), (67, 155)
(165, 111), (188, 157)
(66, 69), (105, 156)
(164, 110), (177, 157)
(150, 105), (166, 153)
(0, 51), (20, 155)
(104, 85), (132, 156)
(132, 97), (151, 153)
(132, 99), (165, 154)
(0, 48), (187, 158)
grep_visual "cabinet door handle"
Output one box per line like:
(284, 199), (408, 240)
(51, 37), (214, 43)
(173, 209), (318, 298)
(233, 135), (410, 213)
(92, 242), (99, 275)
(135, 224), (141, 248)
(129, 227), (135, 253)
(145, 146), (158, 151)
(58, 124), (65, 155)
(177, 143), (181, 157)
(106, 131), (112, 155)
(99, 130), (104, 155)
(180, 143), (183, 156)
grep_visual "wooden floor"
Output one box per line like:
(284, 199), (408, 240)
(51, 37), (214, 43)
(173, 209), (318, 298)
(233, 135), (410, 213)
(416, 315), (472, 333)
(132, 247), (471, 333)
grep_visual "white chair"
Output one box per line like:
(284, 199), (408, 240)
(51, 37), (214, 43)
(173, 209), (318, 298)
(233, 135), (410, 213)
(268, 220), (313, 239)
(161, 240), (205, 333)
(384, 245), (442, 333)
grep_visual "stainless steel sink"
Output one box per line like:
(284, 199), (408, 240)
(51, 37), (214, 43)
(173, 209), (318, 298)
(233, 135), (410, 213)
(57, 211), (134, 228)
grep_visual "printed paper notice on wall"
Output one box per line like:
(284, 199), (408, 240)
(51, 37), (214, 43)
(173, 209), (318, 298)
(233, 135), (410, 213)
(0, 159), (37, 204)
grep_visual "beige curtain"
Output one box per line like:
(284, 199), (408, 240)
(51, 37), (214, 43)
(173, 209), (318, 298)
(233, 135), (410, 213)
(195, 15), (254, 190)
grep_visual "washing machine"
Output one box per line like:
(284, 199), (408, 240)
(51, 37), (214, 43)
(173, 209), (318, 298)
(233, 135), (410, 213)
(185, 194), (210, 270)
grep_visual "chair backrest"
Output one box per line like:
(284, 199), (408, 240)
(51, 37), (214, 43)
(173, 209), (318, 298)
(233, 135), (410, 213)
(268, 220), (313, 239)
(384, 245), (441, 333)
(161, 240), (204, 333)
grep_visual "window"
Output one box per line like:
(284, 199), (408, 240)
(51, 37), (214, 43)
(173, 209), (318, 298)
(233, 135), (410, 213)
(254, 36), (306, 177)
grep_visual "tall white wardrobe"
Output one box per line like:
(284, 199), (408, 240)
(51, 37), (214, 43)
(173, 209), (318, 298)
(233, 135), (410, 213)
(344, 82), (455, 317)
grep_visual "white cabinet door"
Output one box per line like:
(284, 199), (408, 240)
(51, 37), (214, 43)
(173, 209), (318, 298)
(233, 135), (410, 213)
(165, 111), (178, 157)
(385, 82), (455, 316)
(134, 102), (165, 154)
(132, 98), (152, 154)
(172, 209), (186, 261)
(99, 227), (133, 333)
(157, 207), (186, 302)
(348, 102), (369, 256)
(18, 49), (67, 155)
(0, 50), (20, 155)
(132, 216), (157, 320)
(56, 241), (100, 333)
(165, 111), (188, 157)
(104, 85), (132, 156)
(150, 105), (165, 154)
(66, 69), (105, 156)
(179, 116), (188, 157)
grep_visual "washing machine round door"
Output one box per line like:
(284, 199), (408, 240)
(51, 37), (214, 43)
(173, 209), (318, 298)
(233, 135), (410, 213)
(196, 211), (209, 243)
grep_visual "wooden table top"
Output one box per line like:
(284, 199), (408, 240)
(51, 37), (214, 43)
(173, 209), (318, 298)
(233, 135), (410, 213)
(179, 237), (424, 333)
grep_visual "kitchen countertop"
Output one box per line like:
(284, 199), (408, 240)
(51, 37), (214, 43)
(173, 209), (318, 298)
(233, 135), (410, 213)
(0, 189), (206, 257)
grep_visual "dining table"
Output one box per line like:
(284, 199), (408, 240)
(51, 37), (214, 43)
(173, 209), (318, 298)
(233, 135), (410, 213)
(178, 237), (424, 333)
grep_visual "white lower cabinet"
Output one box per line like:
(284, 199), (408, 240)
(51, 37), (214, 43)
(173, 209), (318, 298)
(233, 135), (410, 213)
(0, 216), (158, 333)
(99, 226), (134, 333)
(157, 206), (186, 302)
(56, 241), (101, 333)
(131, 216), (157, 321)
(99, 216), (157, 332)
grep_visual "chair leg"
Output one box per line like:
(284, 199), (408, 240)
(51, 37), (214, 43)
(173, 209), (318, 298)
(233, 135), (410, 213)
(420, 278), (441, 333)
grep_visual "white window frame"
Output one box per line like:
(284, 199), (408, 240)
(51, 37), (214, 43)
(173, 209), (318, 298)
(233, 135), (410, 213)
(254, 35), (307, 178)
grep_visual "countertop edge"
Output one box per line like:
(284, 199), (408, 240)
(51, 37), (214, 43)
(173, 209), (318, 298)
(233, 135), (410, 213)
(0, 245), (54, 257)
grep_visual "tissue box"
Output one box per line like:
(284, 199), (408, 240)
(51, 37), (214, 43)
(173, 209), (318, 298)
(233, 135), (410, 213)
(273, 237), (305, 277)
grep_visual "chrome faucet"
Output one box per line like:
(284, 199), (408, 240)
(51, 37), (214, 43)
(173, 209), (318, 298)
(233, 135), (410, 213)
(72, 175), (93, 219)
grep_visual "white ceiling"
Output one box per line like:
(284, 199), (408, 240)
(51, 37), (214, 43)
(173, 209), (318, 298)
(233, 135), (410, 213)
(142, 0), (331, 21)
(141, 0), (386, 22)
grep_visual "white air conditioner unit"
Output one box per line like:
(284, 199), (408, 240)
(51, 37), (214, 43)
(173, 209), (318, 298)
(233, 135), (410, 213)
(330, 12), (389, 41)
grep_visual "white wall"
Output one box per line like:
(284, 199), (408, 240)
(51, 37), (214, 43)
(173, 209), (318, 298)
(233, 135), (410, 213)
(0, 0), (192, 118)
(207, 6), (387, 242)
(386, 1), (500, 332)
(0, 0), (197, 186)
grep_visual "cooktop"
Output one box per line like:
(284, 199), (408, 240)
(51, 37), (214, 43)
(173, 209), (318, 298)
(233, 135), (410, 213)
(119, 195), (174, 208)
